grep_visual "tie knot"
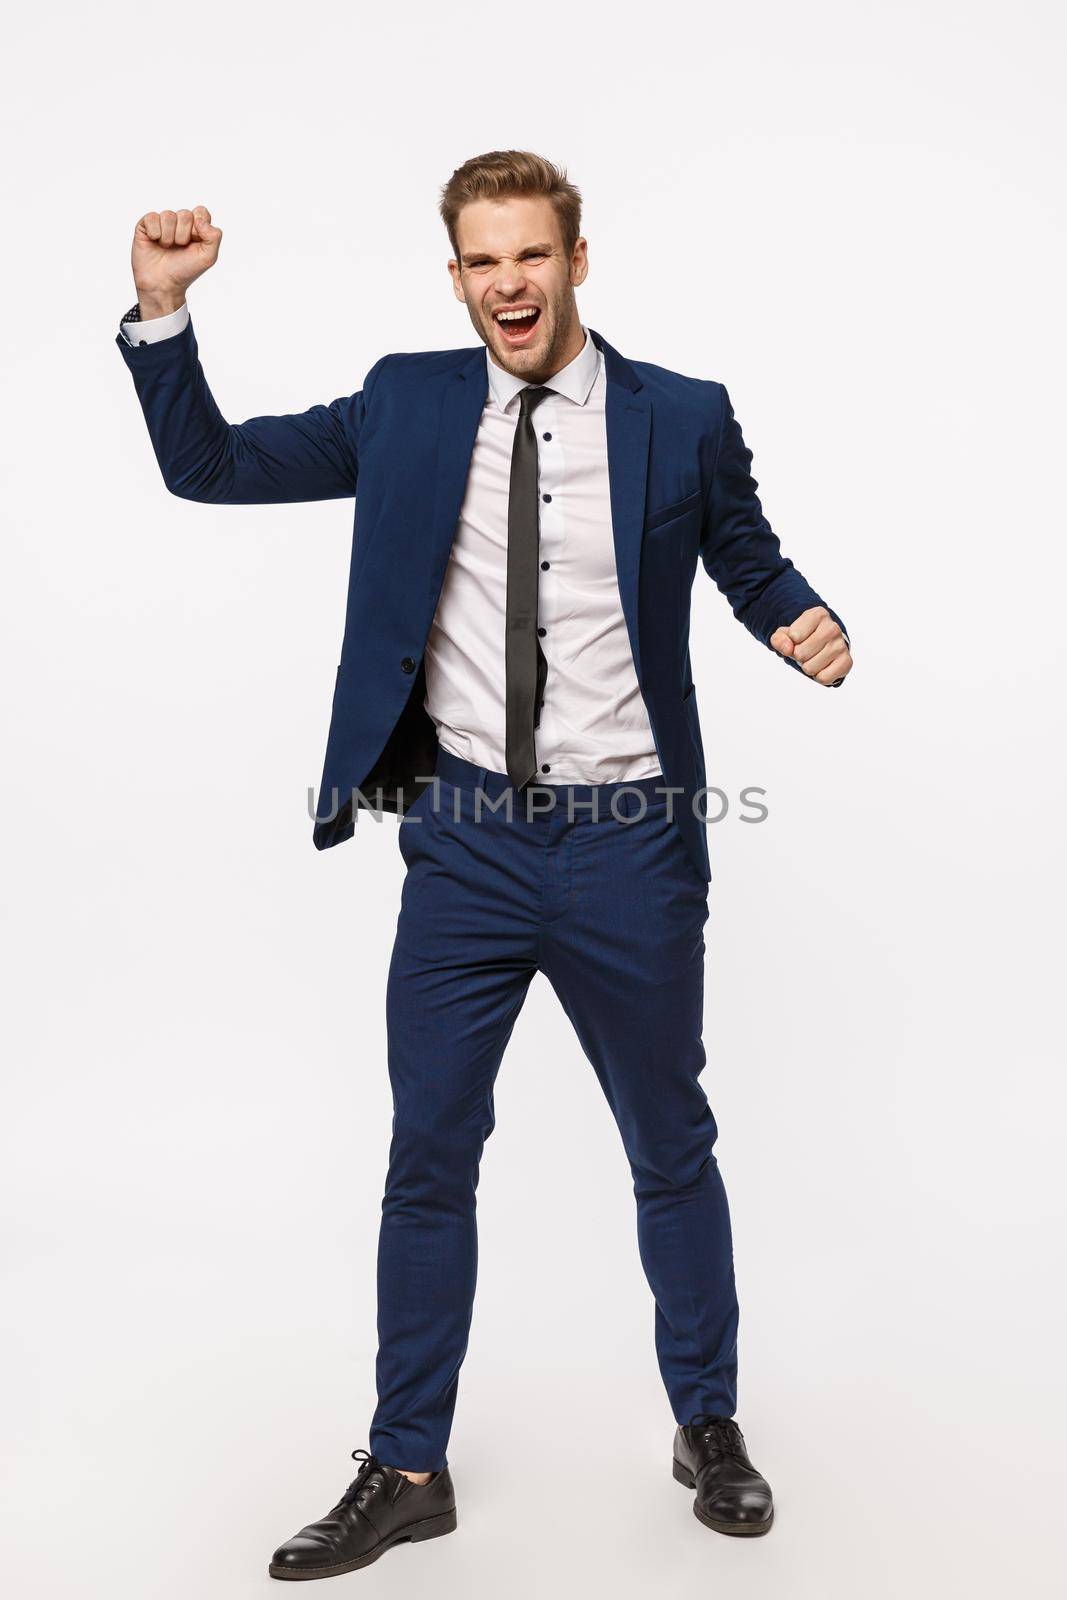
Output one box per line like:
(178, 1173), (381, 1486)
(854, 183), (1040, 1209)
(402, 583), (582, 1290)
(518, 385), (551, 417)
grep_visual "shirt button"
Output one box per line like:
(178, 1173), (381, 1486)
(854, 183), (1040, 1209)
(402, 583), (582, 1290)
(541, 764), (551, 773)
(542, 432), (552, 441)
(541, 560), (550, 570)
(400, 656), (416, 673)
(542, 492), (552, 503)
(537, 627), (547, 637)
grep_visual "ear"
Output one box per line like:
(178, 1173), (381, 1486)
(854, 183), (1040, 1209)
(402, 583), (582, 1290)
(447, 259), (466, 303)
(570, 236), (589, 288)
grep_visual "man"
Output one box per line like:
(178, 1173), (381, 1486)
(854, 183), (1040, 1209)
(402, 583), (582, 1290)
(117, 149), (852, 1578)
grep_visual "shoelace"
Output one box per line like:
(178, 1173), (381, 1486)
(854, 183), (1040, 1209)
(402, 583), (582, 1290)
(339, 1447), (388, 1507)
(689, 1414), (744, 1455)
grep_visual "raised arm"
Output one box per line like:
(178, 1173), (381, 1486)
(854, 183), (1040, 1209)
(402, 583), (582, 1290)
(700, 384), (852, 687)
(116, 207), (383, 504)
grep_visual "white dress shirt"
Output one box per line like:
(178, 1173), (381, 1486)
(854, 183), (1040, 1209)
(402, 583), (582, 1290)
(120, 305), (660, 782)
(428, 326), (658, 781)
(119, 302), (191, 345)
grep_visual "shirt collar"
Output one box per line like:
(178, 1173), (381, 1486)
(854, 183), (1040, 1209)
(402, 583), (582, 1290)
(485, 323), (600, 413)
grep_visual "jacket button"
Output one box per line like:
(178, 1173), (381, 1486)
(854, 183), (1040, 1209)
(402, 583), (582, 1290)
(401, 656), (416, 674)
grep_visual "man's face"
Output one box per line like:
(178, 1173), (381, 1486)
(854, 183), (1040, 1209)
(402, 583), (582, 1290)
(448, 195), (588, 379)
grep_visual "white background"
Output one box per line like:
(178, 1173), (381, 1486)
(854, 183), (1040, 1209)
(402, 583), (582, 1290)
(3, 2), (1064, 1595)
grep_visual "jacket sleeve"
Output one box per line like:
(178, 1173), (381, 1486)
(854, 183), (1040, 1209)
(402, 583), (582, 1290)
(700, 384), (849, 679)
(115, 313), (388, 504)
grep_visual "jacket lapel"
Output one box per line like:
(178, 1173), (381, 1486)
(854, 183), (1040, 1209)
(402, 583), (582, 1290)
(424, 345), (489, 628)
(589, 326), (651, 689)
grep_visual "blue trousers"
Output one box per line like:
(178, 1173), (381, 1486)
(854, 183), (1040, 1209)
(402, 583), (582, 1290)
(368, 749), (739, 1472)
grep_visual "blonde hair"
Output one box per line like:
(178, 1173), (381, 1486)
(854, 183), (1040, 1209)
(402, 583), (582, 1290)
(439, 149), (582, 261)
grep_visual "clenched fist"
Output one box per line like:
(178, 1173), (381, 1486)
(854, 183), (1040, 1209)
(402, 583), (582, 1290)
(131, 206), (222, 319)
(770, 606), (853, 686)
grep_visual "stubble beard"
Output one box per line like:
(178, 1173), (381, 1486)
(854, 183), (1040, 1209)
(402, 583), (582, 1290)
(479, 295), (573, 382)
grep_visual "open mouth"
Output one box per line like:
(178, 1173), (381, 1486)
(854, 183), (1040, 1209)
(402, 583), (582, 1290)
(494, 306), (542, 345)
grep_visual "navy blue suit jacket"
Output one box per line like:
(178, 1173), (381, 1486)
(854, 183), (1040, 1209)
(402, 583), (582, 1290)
(117, 316), (846, 882)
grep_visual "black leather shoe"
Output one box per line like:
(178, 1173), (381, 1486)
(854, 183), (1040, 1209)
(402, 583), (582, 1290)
(672, 1414), (774, 1536)
(269, 1448), (457, 1579)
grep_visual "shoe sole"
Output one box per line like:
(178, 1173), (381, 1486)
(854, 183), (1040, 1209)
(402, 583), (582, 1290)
(672, 1458), (773, 1537)
(268, 1507), (457, 1579)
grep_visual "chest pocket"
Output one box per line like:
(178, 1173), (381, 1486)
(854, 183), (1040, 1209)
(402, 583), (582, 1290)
(644, 487), (702, 533)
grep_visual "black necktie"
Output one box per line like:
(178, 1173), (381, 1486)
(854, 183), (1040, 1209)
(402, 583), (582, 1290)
(505, 385), (551, 788)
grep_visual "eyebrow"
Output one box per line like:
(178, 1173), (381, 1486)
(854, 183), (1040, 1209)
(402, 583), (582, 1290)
(460, 242), (555, 265)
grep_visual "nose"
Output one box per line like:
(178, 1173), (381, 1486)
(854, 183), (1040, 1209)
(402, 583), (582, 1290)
(492, 258), (528, 298)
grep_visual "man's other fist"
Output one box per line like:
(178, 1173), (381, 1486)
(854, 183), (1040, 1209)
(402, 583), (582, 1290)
(770, 606), (853, 686)
(131, 206), (222, 318)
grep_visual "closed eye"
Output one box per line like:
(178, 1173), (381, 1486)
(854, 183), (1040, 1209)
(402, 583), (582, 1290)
(463, 248), (552, 271)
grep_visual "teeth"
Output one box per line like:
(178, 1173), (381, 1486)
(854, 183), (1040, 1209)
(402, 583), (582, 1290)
(497, 308), (537, 322)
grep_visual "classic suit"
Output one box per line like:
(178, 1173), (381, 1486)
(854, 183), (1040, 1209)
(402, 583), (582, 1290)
(118, 314), (846, 1471)
(116, 316), (845, 883)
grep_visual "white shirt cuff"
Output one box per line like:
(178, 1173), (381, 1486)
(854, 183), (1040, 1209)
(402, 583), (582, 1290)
(119, 301), (190, 346)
